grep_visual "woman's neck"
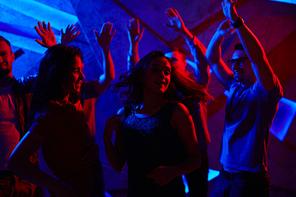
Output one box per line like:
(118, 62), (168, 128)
(137, 94), (167, 113)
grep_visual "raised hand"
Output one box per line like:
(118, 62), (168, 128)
(34, 21), (57, 48)
(95, 22), (116, 50)
(222, 0), (239, 22)
(164, 8), (186, 34)
(146, 166), (175, 186)
(61, 24), (80, 45)
(217, 19), (236, 37)
(125, 18), (145, 45)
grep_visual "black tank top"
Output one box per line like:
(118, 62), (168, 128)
(122, 102), (187, 197)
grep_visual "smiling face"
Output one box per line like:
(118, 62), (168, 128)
(63, 55), (85, 95)
(0, 41), (15, 78)
(231, 50), (256, 85)
(142, 56), (171, 95)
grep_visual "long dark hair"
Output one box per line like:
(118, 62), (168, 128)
(113, 51), (211, 107)
(28, 44), (83, 127)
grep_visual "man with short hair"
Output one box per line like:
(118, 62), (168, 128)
(0, 35), (38, 197)
(205, 0), (283, 196)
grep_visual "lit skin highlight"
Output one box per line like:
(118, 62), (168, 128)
(0, 41), (15, 86)
(63, 56), (85, 96)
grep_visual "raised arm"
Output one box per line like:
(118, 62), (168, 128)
(34, 21), (57, 48)
(94, 22), (116, 95)
(61, 24), (81, 45)
(205, 19), (235, 86)
(7, 132), (77, 197)
(222, 0), (276, 90)
(103, 111), (126, 173)
(146, 103), (200, 186)
(164, 8), (210, 85)
(126, 18), (145, 70)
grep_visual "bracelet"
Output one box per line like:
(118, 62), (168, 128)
(231, 16), (244, 28)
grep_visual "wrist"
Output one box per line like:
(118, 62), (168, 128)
(101, 48), (110, 53)
(181, 28), (193, 41)
(231, 16), (244, 28)
(216, 29), (225, 38)
(129, 47), (138, 56)
(230, 15), (239, 23)
(131, 42), (139, 49)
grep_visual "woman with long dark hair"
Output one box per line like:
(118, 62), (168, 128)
(8, 22), (116, 197)
(8, 44), (90, 197)
(104, 51), (211, 197)
(7, 22), (116, 197)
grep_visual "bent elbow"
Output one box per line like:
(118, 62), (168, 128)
(7, 152), (28, 172)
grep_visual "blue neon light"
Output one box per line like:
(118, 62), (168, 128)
(0, 22), (60, 39)
(0, 22), (60, 53)
(269, 0), (296, 4)
(0, 0), (78, 30)
(182, 168), (220, 194)
(0, 0), (76, 53)
(208, 169), (220, 181)
(182, 175), (189, 194)
(0, 31), (56, 54)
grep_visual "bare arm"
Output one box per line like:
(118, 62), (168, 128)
(8, 132), (77, 197)
(94, 22), (116, 95)
(103, 110), (126, 173)
(205, 19), (235, 86)
(222, 0), (276, 91)
(146, 103), (200, 186)
(164, 8), (210, 85)
(126, 18), (145, 70)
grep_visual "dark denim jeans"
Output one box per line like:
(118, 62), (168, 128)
(211, 168), (271, 197)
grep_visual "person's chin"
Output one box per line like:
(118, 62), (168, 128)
(73, 86), (81, 94)
(233, 74), (243, 82)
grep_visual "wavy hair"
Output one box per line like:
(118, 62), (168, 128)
(28, 44), (83, 127)
(113, 51), (211, 107)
